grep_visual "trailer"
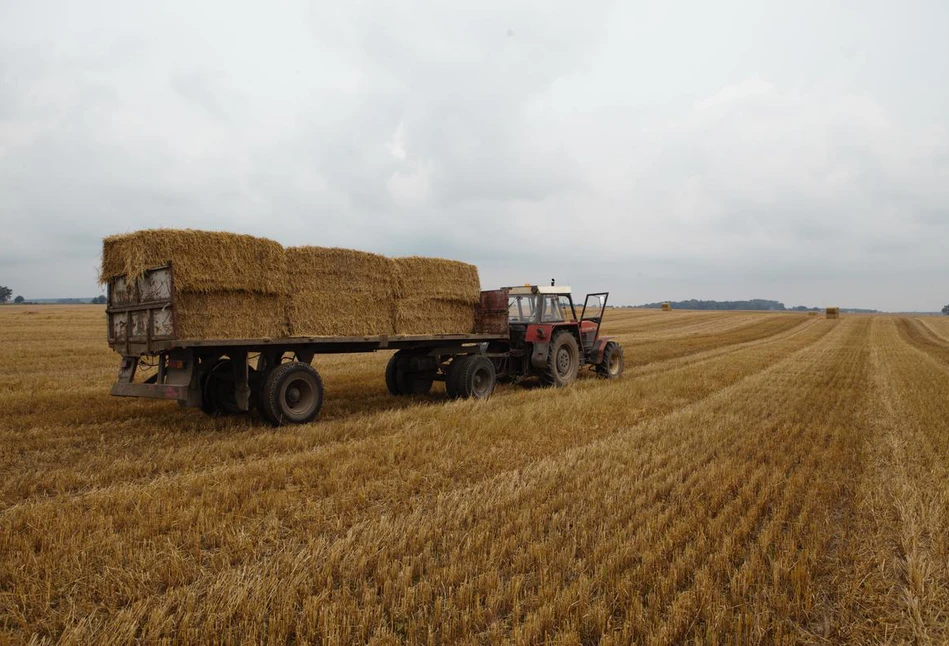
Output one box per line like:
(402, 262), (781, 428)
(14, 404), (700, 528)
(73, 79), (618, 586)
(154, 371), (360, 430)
(106, 267), (624, 425)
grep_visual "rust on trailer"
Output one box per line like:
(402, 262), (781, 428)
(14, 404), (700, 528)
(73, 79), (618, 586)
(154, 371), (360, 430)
(475, 289), (510, 336)
(106, 264), (178, 355)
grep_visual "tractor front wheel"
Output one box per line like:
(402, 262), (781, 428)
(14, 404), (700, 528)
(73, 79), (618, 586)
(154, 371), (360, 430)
(596, 341), (624, 379)
(542, 332), (580, 387)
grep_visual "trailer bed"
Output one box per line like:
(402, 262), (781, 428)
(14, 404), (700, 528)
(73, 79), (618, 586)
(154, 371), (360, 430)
(114, 333), (507, 356)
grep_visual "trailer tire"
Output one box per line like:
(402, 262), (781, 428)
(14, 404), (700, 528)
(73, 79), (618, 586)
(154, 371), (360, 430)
(449, 355), (496, 400)
(596, 341), (624, 379)
(386, 351), (435, 396)
(200, 359), (243, 416)
(259, 361), (324, 426)
(541, 331), (580, 387)
(385, 353), (405, 396)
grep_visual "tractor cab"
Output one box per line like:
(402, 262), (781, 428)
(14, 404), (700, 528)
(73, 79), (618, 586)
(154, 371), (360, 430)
(506, 285), (608, 341)
(502, 285), (622, 384)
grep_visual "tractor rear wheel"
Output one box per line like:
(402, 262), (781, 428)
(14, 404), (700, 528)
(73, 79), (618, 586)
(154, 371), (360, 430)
(596, 341), (624, 379)
(259, 361), (324, 426)
(385, 351), (435, 396)
(446, 355), (496, 400)
(542, 331), (580, 387)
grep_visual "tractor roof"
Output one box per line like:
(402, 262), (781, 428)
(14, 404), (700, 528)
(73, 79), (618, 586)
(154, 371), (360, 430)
(506, 285), (573, 296)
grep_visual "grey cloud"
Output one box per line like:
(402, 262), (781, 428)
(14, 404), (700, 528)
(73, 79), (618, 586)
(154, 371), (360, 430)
(1, 0), (948, 311)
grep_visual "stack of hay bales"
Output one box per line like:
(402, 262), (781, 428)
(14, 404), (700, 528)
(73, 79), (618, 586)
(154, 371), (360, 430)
(285, 247), (396, 336)
(825, 307), (840, 320)
(101, 229), (483, 340)
(392, 257), (481, 334)
(100, 229), (287, 339)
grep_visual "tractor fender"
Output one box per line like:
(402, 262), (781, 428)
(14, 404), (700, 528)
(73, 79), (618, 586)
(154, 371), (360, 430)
(591, 337), (613, 364)
(524, 324), (555, 343)
(530, 341), (550, 370)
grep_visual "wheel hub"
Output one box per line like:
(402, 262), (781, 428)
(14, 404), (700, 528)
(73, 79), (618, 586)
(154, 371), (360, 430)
(557, 348), (571, 373)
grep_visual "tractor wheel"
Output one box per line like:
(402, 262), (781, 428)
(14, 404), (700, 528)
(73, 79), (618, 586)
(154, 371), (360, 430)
(259, 361), (324, 426)
(542, 331), (580, 387)
(449, 355), (497, 400)
(386, 351), (435, 396)
(596, 341), (624, 379)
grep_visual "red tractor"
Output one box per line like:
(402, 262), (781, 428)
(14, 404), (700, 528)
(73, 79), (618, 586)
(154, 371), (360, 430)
(386, 284), (624, 400)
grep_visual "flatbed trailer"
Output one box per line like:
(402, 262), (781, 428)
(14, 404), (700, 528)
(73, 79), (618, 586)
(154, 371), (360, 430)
(106, 266), (624, 425)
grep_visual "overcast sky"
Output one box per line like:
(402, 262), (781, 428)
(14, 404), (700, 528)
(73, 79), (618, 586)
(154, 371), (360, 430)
(1, 0), (947, 310)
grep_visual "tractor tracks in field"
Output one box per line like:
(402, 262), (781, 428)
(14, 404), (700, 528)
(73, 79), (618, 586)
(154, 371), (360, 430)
(834, 317), (949, 644)
(895, 316), (949, 368)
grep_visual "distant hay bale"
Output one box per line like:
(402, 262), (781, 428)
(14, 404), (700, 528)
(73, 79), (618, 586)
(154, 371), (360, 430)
(825, 307), (840, 319)
(285, 247), (395, 337)
(100, 229), (285, 295)
(661, 302), (672, 311)
(808, 311), (818, 317)
(392, 257), (480, 335)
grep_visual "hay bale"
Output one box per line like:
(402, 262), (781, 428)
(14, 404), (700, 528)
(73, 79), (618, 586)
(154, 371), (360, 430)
(101, 229), (285, 295)
(101, 229), (288, 341)
(392, 257), (480, 335)
(661, 302), (672, 311)
(176, 292), (286, 339)
(825, 307), (840, 320)
(395, 297), (478, 335)
(285, 247), (396, 336)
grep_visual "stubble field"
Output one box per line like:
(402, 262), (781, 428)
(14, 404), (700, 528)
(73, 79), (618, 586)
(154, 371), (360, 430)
(2, 305), (948, 644)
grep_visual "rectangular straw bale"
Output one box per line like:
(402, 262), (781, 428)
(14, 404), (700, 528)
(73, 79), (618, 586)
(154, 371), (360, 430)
(392, 257), (480, 335)
(394, 297), (477, 335)
(391, 257), (481, 302)
(285, 247), (396, 336)
(175, 292), (287, 340)
(100, 229), (286, 295)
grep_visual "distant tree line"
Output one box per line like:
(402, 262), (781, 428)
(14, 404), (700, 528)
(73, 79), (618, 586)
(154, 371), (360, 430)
(0, 285), (107, 305)
(637, 299), (879, 313)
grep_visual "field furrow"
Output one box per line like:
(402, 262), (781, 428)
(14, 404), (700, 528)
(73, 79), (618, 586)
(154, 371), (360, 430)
(831, 318), (949, 643)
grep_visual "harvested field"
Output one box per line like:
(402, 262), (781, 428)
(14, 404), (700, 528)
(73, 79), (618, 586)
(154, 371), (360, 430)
(2, 307), (949, 644)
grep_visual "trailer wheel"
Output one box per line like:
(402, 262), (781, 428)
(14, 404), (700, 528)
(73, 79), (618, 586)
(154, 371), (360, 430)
(448, 355), (496, 400)
(384, 353), (405, 396)
(596, 341), (624, 379)
(259, 361), (324, 426)
(542, 331), (580, 387)
(200, 359), (242, 416)
(385, 351), (435, 396)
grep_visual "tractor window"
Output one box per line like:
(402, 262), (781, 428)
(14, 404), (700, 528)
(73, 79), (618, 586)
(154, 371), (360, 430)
(508, 295), (535, 323)
(541, 295), (565, 322)
(560, 296), (576, 321)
